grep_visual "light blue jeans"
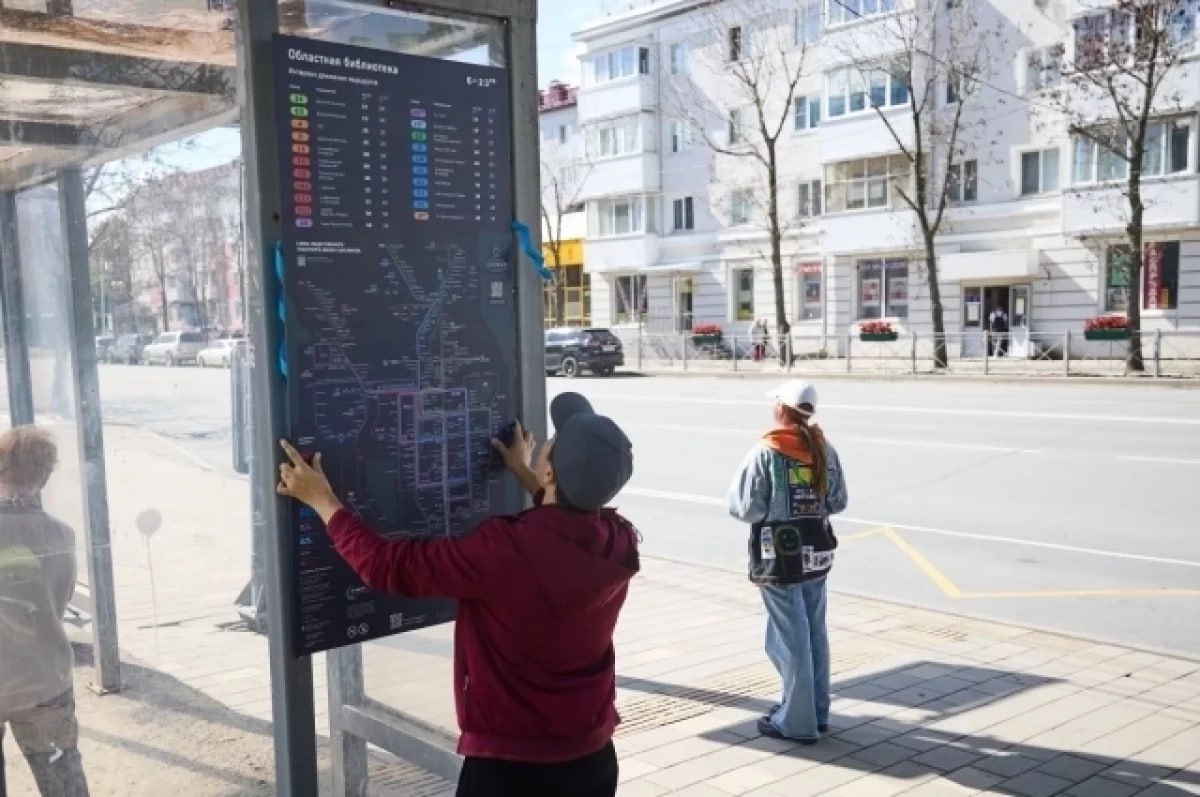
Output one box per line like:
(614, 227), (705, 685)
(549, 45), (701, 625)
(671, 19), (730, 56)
(760, 577), (830, 741)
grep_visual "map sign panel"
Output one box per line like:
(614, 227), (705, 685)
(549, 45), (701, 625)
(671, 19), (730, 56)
(272, 35), (518, 656)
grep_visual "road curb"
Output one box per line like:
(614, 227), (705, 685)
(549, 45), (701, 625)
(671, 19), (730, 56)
(626, 370), (1200, 389)
(639, 552), (1200, 664)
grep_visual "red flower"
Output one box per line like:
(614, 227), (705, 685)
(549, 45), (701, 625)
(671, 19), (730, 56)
(1084, 315), (1130, 332)
(692, 323), (723, 335)
(860, 321), (895, 335)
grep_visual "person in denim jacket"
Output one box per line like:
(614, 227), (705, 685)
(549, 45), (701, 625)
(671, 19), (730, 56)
(728, 381), (848, 743)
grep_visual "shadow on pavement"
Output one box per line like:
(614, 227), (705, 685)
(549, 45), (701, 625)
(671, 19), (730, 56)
(626, 660), (1200, 795)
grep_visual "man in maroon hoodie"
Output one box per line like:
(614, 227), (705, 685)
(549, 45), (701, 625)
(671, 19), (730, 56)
(277, 393), (638, 797)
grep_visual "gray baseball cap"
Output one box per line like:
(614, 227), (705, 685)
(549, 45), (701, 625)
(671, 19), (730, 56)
(550, 391), (594, 432)
(550, 409), (633, 512)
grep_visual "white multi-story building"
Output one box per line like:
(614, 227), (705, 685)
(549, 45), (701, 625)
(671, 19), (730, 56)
(567, 0), (1200, 354)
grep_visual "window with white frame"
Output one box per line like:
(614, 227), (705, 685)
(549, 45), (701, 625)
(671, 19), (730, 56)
(730, 189), (754, 225)
(729, 26), (744, 61)
(947, 160), (978, 203)
(1105, 241), (1182, 312)
(1073, 11), (1132, 71)
(669, 42), (690, 76)
(733, 268), (755, 320)
(613, 275), (648, 324)
(1020, 148), (1060, 196)
(824, 155), (911, 212)
(798, 179), (823, 217)
(1072, 119), (1192, 184)
(857, 259), (908, 319)
(796, 2), (822, 46)
(589, 196), (651, 238)
(585, 116), (642, 159)
(672, 196), (695, 232)
(668, 119), (692, 154)
(827, 0), (897, 27)
(827, 65), (910, 118)
(1023, 46), (1063, 93)
(1170, 0), (1199, 49)
(799, 263), (823, 320)
(794, 95), (821, 131)
(945, 71), (978, 105)
(729, 106), (751, 145)
(588, 46), (651, 85)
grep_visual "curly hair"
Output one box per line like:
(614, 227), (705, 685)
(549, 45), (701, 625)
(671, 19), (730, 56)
(0, 426), (59, 495)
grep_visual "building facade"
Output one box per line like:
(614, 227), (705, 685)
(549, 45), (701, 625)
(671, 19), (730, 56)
(566, 0), (1200, 354)
(539, 81), (593, 327)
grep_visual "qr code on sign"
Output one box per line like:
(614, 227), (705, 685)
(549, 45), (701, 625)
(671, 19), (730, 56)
(389, 613), (404, 630)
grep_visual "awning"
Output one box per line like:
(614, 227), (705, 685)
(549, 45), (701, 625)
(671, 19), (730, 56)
(940, 249), (1037, 281)
(638, 261), (700, 274)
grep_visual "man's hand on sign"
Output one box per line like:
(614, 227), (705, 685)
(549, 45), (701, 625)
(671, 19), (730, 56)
(278, 439), (343, 523)
(491, 420), (536, 471)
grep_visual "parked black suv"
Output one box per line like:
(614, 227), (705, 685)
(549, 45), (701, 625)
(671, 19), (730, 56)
(545, 327), (625, 378)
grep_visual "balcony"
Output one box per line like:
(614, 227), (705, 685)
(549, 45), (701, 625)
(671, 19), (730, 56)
(819, 107), (913, 164)
(1066, 0), (1117, 19)
(822, 208), (920, 255)
(577, 153), (660, 200)
(578, 75), (657, 122)
(584, 234), (660, 274)
(1062, 176), (1200, 236)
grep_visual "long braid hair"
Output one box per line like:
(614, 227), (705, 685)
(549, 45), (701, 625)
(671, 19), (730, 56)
(780, 404), (829, 497)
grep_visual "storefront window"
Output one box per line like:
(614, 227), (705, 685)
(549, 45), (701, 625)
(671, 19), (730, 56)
(857, 259), (909, 319)
(799, 263), (822, 320)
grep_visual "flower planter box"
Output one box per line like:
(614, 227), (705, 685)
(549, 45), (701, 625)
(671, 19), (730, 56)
(691, 334), (723, 347)
(1083, 329), (1130, 341)
(859, 333), (899, 342)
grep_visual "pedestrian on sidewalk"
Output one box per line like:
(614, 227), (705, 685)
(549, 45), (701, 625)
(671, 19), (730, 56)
(727, 381), (848, 744)
(0, 426), (91, 797)
(277, 393), (639, 797)
(752, 319), (768, 362)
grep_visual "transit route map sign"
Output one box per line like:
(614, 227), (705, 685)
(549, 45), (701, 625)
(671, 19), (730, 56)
(272, 35), (518, 656)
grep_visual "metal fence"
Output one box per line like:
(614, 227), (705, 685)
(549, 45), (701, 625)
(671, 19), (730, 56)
(615, 329), (1200, 379)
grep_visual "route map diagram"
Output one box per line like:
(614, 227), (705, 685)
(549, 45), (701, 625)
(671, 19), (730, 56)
(272, 35), (519, 655)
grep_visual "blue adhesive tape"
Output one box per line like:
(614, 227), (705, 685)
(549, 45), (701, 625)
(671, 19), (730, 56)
(512, 221), (554, 281)
(274, 242), (288, 378)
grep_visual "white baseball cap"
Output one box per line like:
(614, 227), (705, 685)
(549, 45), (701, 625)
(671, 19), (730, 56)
(767, 380), (818, 414)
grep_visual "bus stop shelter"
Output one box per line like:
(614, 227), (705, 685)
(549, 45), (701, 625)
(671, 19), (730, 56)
(0, 1), (543, 794)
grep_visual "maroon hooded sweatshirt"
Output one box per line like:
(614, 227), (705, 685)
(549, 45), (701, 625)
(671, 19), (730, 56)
(325, 498), (640, 763)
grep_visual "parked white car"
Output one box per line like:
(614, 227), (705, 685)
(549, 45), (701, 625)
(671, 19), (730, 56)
(197, 338), (242, 368)
(142, 331), (206, 366)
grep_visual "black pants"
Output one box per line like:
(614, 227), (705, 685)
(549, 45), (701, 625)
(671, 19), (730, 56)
(456, 742), (618, 797)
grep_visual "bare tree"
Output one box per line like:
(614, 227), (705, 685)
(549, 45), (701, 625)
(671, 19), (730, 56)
(1044, 0), (1194, 372)
(169, 187), (228, 335)
(540, 146), (591, 328)
(836, 0), (1001, 369)
(672, 0), (813, 363)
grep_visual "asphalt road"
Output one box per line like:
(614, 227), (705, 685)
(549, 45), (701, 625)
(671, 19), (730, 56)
(28, 363), (1200, 657)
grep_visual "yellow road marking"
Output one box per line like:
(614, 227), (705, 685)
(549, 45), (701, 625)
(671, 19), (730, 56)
(882, 527), (964, 599)
(837, 526), (1200, 601)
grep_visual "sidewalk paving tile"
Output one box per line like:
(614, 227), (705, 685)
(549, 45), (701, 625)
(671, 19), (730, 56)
(911, 744), (983, 772)
(1063, 776), (1143, 797)
(997, 770), (1075, 797)
(1034, 753), (1111, 782)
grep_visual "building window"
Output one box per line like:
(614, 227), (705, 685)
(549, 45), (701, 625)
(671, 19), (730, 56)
(614, 275), (647, 324)
(558, 125), (568, 144)
(824, 155), (911, 212)
(1073, 119), (1191, 184)
(729, 26), (744, 61)
(827, 65), (909, 118)
(857, 259), (908, 319)
(672, 196), (695, 231)
(945, 72), (977, 105)
(794, 95), (821, 131)
(1020, 148), (1060, 195)
(586, 116), (642, 159)
(733, 268), (755, 321)
(796, 2), (822, 46)
(799, 263), (822, 320)
(589, 46), (650, 85)
(589, 196), (650, 238)
(947, 160), (978, 203)
(729, 107), (750, 144)
(1024, 46), (1063, 93)
(1106, 241), (1182, 312)
(669, 42), (689, 76)
(730, 189), (754, 225)
(827, 0), (897, 27)
(1170, 1), (1199, 48)
(1073, 12), (1132, 71)
(669, 119), (692, 153)
(1104, 245), (1132, 312)
(798, 179), (822, 218)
